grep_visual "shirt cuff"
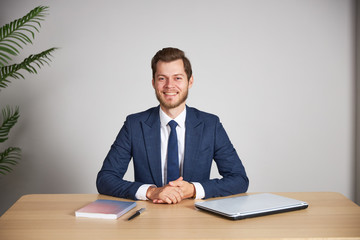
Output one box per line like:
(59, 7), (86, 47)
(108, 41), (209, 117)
(135, 184), (156, 200)
(191, 182), (205, 199)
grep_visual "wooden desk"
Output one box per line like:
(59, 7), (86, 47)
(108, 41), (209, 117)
(0, 192), (359, 240)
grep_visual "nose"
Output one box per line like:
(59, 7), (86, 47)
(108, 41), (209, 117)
(164, 78), (175, 88)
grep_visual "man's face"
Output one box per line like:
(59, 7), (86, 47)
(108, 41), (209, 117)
(152, 59), (193, 111)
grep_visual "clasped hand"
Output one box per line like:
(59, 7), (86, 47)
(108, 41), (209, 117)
(146, 177), (195, 204)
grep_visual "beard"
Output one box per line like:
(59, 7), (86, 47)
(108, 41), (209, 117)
(155, 89), (189, 109)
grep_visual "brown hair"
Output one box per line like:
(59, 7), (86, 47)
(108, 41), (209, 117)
(151, 47), (192, 80)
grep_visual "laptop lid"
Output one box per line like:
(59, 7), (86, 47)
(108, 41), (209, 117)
(195, 193), (308, 220)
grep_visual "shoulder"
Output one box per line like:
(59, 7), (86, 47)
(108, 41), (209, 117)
(186, 106), (220, 123)
(126, 106), (159, 122)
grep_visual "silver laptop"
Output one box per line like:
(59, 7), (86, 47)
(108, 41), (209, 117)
(195, 193), (308, 220)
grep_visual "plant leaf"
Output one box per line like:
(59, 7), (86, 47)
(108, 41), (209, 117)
(0, 45), (19, 56)
(0, 47), (57, 89)
(0, 6), (49, 65)
(0, 147), (21, 175)
(0, 106), (20, 143)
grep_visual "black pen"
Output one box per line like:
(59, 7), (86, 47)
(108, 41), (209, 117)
(127, 208), (146, 221)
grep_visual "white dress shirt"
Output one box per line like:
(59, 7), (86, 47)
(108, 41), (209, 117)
(135, 107), (205, 200)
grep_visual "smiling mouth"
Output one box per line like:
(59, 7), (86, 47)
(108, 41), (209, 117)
(164, 92), (177, 96)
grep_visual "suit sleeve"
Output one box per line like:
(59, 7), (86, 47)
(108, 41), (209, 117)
(96, 117), (142, 200)
(200, 118), (249, 198)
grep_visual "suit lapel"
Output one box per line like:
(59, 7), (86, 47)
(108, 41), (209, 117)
(142, 106), (163, 187)
(183, 106), (204, 180)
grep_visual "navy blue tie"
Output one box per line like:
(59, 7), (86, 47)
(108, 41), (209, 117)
(167, 120), (180, 183)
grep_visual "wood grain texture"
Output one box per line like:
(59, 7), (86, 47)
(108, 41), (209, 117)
(0, 192), (359, 240)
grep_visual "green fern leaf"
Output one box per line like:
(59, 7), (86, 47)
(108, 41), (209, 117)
(0, 52), (12, 65)
(0, 47), (57, 89)
(0, 6), (49, 66)
(0, 106), (20, 143)
(0, 147), (21, 175)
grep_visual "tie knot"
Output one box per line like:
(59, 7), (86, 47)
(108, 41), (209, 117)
(168, 120), (178, 130)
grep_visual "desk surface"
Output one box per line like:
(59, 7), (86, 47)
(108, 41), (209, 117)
(0, 192), (359, 240)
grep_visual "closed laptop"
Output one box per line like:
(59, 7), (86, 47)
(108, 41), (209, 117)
(195, 193), (308, 220)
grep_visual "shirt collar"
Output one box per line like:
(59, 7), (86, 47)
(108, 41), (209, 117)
(159, 107), (186, 128)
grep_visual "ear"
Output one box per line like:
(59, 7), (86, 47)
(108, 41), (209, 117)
(188, 75), (194, 89)
(152, 78), (155, 88)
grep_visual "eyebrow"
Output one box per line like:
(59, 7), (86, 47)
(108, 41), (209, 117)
(156, 73), (185, 77)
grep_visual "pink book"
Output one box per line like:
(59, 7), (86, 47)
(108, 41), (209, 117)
(75, 199), (136, 219)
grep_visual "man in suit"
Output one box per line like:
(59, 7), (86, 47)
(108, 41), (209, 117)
(96, 47), (249, 204)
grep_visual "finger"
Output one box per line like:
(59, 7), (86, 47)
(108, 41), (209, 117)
(174, 192), (182, 203)
(169, 180), (184, 187)
(153, 199), (165, 204)
(162, 192), (177, 204)
(171, 190), (184, 204)
(154, 193), (172, 204)
(159, 192), (174, 204)
(157, 186), (183, 203)
(165, 196), (173, 204)
(169, 197), (179, 204)
(169, 182), (181, 187)
(173, 186), (184, 198)
(173, 185), (184, 196)
(179, 188), (184, 198)
(169, 177), (184, 186)
(164, 193), (176, 204)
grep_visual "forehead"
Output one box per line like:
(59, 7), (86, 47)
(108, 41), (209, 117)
(155, 59), (185, 76)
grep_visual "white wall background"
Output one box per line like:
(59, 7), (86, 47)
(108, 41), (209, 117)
(0, 0), (357, 215)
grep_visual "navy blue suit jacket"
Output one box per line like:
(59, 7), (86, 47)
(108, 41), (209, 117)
(96, 106), (249, 200)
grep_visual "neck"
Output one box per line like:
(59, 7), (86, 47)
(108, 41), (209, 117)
(160, 103), (186, 119)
